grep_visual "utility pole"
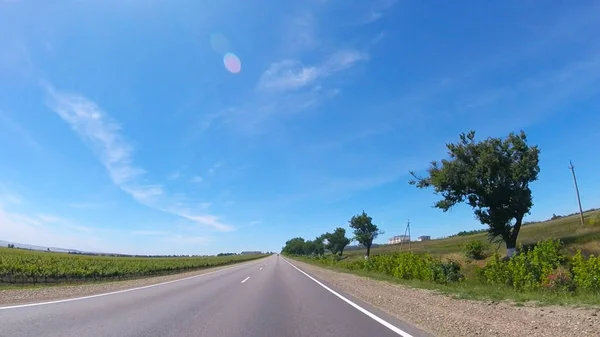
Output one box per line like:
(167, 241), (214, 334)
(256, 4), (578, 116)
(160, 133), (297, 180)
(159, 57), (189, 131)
(399, 220), (411, 252)
(408, 220), (412, 252)
(569, 160), (585, 226)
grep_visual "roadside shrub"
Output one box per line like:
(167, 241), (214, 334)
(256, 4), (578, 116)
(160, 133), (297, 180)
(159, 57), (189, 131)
(480, 239), (566, 291)
(390, 253), (432, 280)
(572, 251), (600, 291)
(480, 253), (511, 286)
(542, 268), (575, 293)
(429, 259), (463, 284)
(463, 240), (488, 260)
(364, 252), (463, 284)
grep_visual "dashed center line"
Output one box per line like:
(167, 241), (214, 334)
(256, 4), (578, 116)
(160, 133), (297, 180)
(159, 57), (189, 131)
(241, 276), (250, 283)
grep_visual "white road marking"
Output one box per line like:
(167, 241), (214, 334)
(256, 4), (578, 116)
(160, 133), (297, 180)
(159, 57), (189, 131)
(282, 258), (414, 337)
(259, 267), (263, 271)
(241, 276), (250, 283)
(0, 260), (264, 311)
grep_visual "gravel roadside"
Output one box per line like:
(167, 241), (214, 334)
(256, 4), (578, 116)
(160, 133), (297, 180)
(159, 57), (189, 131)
(290, 259), (600, 337)
(0, 262), (248, 306)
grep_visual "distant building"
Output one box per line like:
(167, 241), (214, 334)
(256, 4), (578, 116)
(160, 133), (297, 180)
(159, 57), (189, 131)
(388, 235), (410, 244)
(418, 236), (431, 241)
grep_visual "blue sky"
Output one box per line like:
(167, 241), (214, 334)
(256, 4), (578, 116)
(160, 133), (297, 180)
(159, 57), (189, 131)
(1, 0), (599, 255)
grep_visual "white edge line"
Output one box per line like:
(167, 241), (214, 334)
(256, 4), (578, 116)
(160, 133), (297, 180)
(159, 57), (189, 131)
(282, 258), (414, 337)
(0, 260), (260, 310)
(241, 276), (250, 283)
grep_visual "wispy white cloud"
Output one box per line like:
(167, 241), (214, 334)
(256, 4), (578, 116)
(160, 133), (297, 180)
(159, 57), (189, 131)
(132, 230), (169, 236)
(0, 206), (109, 252)
(36, 213), (95, 232)
(0, 192), (22, 206)
(190, 175), (203, 183)
(9, 213), (43, 227)
(283, 11), (317, 53)
(43, 84), (235, 232)
(321, 50), (369, 74)
(456, 55), (600, 127)
(305, 126), (393, 152)
(0, 189), (215, 254)
(208, 162), (222, 174)
(218, 48), (366, 135)
(258, 60), (319, 92)
(257, 50), (368, 92)
(165, 234), (212, 245)
(167, 171), (181, 180)
(193, 3), (374, 137)
(176, 213), (232, 232)
(36, 214), (63, 223)
(0, 110), (43, 151)
(43, 85), (146, 186)
(67, 202), (105, 209)
(351, 0), (397, 25)
(362, 12), (383, 24)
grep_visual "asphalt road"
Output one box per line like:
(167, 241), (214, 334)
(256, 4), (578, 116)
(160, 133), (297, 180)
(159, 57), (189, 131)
(0, 255), (431, 337)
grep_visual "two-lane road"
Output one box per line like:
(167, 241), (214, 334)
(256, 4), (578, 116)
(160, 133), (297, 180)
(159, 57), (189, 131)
(0, 255), (431, 337)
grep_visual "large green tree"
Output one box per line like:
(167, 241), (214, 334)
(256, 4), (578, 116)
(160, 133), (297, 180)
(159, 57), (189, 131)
(313, 235), (326, 256)
(281, 237), (306, 255)
(409, 130), (540, 256)
(349, 211), (383, 258)
(303, 240), (317, 256)
(324, 227), (351, 256)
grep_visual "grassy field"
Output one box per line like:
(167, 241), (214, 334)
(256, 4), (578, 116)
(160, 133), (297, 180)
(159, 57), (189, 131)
(293, 209), (600, 306)
(347, 209), (600, 259)
(0, 248), (267, 286)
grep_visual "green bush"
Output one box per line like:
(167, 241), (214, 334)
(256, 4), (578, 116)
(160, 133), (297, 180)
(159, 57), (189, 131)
(480, 239), (566, 291)
(363, 252), (463, 284)
(429, 259), (463, 284)
(542, 268), (575, 293)
(572, 251), (600, 291)
(463, 240), (488, 260)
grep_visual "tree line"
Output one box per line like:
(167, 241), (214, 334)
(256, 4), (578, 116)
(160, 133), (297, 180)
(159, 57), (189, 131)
(282, 211), (383, 258)
(284, 130), (542, 258)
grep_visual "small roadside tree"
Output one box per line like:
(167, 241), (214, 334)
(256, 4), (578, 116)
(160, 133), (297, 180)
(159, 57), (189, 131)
(409, 130), (540, 257)
(349, 211), (383, 258)
(324, 227), (351, 256)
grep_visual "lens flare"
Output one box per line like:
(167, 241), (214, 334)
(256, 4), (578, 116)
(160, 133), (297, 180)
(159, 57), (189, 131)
(223, 53), (241, 74)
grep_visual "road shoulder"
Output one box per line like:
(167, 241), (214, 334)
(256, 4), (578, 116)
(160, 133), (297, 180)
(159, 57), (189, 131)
(288, 259), (600, 337)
